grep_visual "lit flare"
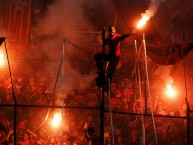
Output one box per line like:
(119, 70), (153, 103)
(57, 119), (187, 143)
(52, 113), (62, 127)
(166, 84), (175, 98)
(165, 83), (177, 100)
(0, 52), (5, 66)
(137, 14), (150, 29)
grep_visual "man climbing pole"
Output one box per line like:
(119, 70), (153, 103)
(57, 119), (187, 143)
(94, 26), (135, 90)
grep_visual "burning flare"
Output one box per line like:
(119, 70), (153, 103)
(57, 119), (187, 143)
(137, 3), (158, 29)
(52, 113), (62, 127)
(165, 82), (178, 100)
(137, 14), (150, 29)
(166, 84), (176, 98)
(0, 52), (5, 66)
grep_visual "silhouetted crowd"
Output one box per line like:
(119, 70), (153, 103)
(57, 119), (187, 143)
(0, 74), (191, 145)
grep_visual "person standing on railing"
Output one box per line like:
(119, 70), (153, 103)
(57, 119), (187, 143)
(94, 26), (135, 90)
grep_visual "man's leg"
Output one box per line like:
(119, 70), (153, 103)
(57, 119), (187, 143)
(94, 54), (109, 72)
(107, 57), (120, 81)
(105, 57), (120, 91)
(94, 54), (109, 88)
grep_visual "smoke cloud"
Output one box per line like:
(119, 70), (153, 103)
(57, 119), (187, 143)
(33, 0), (116, 104)
(141, 0), (165, 22)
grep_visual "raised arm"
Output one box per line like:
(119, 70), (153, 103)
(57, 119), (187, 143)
(116, 31), (134, 42)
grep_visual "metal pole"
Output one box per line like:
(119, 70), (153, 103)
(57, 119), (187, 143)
(99, 27), (106, 145)
(100, 84), (105, 145)
(4, 40), (17, 145)
(185, 98), (190, 145)
(179, 33), (189, 145)
(142, 34), (148, 114)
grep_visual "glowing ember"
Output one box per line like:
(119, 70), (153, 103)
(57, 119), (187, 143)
(52, 113), (62, 127)
(137, 14), (150, 29)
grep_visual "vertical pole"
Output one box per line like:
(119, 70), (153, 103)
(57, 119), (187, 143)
(143, 33), (158, 145)
(179, 33), (189, 145)
(136, 39), (146, 145)
(4, 40), (17, 145)
(144, 81), (147, 114)
(185, 98), (190, 145)
(99, 27), (106, 145)
(14, 104), (17, 145)
(142, 34), (147, 114)
(134, 40), (138, 113)
(100, 84), (105, 145)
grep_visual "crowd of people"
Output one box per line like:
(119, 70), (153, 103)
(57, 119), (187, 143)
(0, 26), (192, 144)
(0, 72), (190, 145)
(0, 109), (188, 145)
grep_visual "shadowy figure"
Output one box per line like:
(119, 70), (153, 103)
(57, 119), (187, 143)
(94, 26), (134, 90)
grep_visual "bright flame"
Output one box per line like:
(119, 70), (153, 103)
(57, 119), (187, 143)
(167, 85), (175, 97)
(137, 14), (150, 29)
(52, 113), (62, 127)
(166, 84), (176, 99)
(0, 52), (5, 66)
